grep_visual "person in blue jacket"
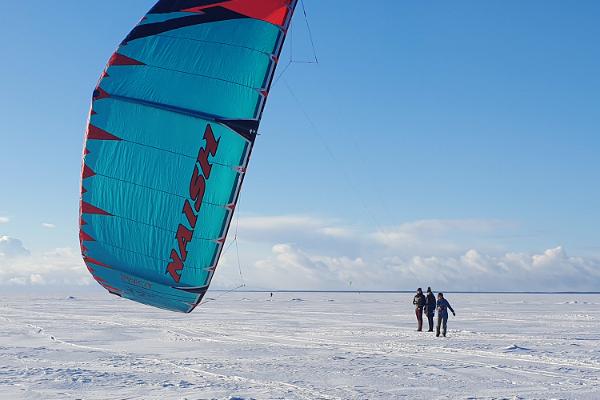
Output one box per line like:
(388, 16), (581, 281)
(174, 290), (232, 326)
(435, 292), (455, 337)
(424, 287), (436, 332)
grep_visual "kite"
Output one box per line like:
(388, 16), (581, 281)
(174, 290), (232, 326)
(80, 0), (297, 312)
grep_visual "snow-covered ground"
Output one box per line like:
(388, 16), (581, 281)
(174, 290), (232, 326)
(1, 292), (599, 399)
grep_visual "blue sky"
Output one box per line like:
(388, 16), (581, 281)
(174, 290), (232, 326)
(1, 1), (599, 291)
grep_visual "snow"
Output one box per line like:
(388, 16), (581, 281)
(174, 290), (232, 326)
(1, 292), (599, 399)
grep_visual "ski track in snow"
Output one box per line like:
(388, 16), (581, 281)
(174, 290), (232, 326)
(0, 293), (599, 399)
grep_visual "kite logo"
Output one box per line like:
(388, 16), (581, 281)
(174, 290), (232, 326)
(120, 273), (152, 290)
(166, 124), (220, 283)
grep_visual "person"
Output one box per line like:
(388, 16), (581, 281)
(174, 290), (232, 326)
(412, 288), (426, 331)
(435, 292), (455, 337)
(425, 287), (436, 332)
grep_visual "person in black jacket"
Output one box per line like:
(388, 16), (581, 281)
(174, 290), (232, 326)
(412, 288), (426, 331)
(424, 287), (436, 332)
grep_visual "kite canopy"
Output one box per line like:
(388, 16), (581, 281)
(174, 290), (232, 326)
(80, 0), (297, 312)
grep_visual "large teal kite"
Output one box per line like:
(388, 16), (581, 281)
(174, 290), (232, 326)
(80, 0), (297, 312)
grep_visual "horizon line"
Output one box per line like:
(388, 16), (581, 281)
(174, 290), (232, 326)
(211, 289), (600, 294)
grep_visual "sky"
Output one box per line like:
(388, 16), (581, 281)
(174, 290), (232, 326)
(1, 1), (599, 292)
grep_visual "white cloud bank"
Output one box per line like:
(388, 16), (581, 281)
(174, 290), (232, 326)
(1, 215), (599, 292)
(215, 242), (600, 292)
(213, 215), (600, 292)
(0, 216), (10, 224)
(41, 223), (56, 229)
(0, 236), (89, 287)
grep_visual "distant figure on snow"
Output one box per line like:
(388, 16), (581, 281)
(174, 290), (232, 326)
(425, 287), (436, 332)
(413, 288), (426, 331)
(435, 292), (455, 337)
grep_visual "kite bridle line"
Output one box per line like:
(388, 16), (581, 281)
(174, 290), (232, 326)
(273, 0), (319, 87)
(275, 3), (399, 270)
(198, 0), (318, 305)
(200, 193), (246, 306)
(281, 77), (395, 241)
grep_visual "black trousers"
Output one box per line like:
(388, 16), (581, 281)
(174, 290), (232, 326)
(426, 312), (434, 331)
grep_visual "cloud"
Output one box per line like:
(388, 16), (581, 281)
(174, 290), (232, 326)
(0, 237), (89, 286)
(214, 241), (600, 292)
(233, 215), (515, 259)
(0, 236), (30, 258)
(0, 216), (9, 224)
(2, 215), (598, 292)
(251, 243), (368, 289)
(238, 215), (355, 241)
(41, 223), (56, 229)
(371, 219), (515, 255)
(235, 214), (359, 257)
(211, 214), (600, 292)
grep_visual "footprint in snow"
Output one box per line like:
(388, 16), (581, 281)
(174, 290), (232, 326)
(504, 344), (531, 352)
